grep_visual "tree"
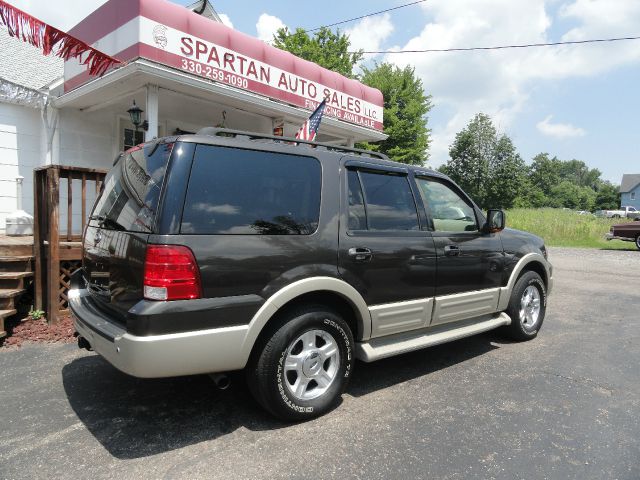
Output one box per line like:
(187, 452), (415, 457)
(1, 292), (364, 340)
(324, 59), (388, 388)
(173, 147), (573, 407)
(594, 181), (620, 210)
(550, 181), (596, 210)
(558, 159), (601, 189)
(440, 113), (494, 205)
(357, 63), (432, 165)
(440, 113), (525, 208)
(529, 153), (562, 197)
(272, 27), (362, 78)
(486, 135), (526, 209)
(513, 180), (547, 208)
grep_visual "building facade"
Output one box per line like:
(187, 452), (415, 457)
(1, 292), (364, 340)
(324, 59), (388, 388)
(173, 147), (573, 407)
(620, 174), (640, 210)
(0, 0), (386, 233)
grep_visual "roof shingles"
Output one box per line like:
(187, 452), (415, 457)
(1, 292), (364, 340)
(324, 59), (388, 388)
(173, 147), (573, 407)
(620, 174), (640, 193)
(0, 29), (63, 91)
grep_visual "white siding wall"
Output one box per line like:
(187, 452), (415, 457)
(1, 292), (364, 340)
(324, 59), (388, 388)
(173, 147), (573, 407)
(57, 109), (116, 235)
(0, 102), (43, 229)
(0, 105), (116, 234)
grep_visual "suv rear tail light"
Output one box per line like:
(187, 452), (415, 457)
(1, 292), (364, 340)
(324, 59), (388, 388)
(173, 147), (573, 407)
(143, 245), (202, 301)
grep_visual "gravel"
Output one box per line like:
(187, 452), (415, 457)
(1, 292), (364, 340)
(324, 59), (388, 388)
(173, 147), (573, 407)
(0, 247), (638, 479)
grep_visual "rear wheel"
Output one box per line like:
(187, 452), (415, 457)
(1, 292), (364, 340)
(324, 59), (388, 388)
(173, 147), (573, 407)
(246, 305), (354, 421)
(504, 271), (547, 341)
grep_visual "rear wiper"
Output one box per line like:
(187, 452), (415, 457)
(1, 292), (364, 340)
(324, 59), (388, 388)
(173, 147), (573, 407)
(88, 215), (126, 231)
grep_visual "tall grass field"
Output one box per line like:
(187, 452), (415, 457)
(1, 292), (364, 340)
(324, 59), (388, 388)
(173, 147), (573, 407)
(505, 208), (637, 250)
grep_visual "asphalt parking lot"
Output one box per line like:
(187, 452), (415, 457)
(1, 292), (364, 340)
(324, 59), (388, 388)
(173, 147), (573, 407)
(1, 247), (639, 479)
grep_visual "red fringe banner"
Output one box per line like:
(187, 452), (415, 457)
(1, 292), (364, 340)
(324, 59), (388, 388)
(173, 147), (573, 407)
(0, 0), (121, 77)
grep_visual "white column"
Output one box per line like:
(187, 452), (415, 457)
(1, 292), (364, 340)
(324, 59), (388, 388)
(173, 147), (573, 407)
(40, 102), (59, 165)
(145, 84), (159, 141)
(346, 138), (355, 148)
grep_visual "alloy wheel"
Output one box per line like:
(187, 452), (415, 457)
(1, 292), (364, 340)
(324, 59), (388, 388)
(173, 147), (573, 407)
(519, 285), (541, 329)
(283, 329), (340, 401)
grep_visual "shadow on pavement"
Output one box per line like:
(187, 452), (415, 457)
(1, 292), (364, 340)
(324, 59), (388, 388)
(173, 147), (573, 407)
(348, 332), (499, 396)
(62, 332), (499, 459)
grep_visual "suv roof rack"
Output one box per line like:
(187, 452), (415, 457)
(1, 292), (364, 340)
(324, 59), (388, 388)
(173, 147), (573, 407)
(195, 127), (390, 160)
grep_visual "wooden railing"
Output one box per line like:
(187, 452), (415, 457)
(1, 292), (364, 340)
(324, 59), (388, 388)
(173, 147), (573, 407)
(33, 165), (107, 323)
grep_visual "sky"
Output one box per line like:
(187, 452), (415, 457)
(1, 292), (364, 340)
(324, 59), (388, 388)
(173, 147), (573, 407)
(5, 0), (639, 183)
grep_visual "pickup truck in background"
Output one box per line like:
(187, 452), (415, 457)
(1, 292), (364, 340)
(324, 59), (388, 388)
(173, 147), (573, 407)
(595, 206), (640, 219)
(606, 222), (640, 250)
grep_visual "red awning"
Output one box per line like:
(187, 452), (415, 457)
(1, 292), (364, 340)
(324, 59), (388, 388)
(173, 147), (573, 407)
(64, 0), (384, 131)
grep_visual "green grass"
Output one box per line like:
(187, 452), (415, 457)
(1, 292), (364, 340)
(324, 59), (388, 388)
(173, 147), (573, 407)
(505, 208), (638, 250)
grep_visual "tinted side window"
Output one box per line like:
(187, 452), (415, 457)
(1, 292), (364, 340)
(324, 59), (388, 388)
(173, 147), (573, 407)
(347, 170), (367, 230)
(181, 146), (321, 235)
(348, 170), (419, 231)
(416, 178), (478, 232)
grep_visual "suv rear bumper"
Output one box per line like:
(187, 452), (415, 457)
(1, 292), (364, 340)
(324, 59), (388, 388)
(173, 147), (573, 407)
(69, 288), (249, 378)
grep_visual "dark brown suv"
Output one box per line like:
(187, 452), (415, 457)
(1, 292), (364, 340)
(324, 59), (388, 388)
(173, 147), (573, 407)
(70, 129), (553, 420)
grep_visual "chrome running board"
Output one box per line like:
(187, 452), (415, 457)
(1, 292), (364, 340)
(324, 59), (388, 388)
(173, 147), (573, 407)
(355, 312), (511, 362)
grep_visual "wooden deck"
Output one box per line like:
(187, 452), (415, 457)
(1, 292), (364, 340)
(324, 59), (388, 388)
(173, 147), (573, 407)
(0, 235), (82, 258)
(34, 165), (106, 322)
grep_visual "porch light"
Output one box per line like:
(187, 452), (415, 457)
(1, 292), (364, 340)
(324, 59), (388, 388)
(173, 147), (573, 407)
(127, 100), (148, 131)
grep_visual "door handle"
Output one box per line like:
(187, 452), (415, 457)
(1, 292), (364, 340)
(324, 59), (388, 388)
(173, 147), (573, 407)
(348, 247), (373, 262)
(444, 245), (460, 257)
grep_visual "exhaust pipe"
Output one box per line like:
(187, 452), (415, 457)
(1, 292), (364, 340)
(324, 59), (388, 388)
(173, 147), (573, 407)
(209, 373), (230, 390)
(77, 336), (93, 351)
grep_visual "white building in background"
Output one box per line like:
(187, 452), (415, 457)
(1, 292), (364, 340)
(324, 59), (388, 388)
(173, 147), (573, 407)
(0, 0), (386, 233)
(0, 28), (63, 230)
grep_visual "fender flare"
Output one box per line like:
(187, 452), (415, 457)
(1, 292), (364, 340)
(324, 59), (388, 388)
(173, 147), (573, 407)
(497, 253), (552, 310)
(238, 276), (372, 365)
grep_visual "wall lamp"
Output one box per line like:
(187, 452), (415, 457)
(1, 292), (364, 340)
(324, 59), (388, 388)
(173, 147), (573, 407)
(127, 100), (148, 131)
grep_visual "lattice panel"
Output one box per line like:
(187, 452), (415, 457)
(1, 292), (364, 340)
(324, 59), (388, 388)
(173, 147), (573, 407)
(59, 260), (82, 310)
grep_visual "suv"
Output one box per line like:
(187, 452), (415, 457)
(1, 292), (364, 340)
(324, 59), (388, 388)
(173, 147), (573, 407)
(70, 129), (553, 421)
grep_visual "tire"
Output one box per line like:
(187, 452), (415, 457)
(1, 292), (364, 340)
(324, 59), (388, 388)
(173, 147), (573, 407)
(503, 271), (547, 341)
(636, 235), (640, 250)
(246, 305), (354, 421)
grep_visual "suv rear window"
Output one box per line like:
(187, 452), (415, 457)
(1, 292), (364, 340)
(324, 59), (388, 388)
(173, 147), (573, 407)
(91, 142), (173, 233)
(181, 145), (321, 235)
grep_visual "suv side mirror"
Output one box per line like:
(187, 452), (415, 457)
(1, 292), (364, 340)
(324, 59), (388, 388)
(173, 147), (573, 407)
(484, 209), (505, 233)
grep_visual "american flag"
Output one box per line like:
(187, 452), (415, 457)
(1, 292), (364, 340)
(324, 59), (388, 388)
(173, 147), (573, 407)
(295, 99), (327, 141)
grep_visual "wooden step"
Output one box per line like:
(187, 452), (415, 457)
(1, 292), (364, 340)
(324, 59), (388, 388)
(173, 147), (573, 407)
(0, 309), (17, 339)
(0, 245), (34, 257)
(0, 309), (17, 319)
(0, 272), (33, 280)
(0, 289), (25, 299)
(0, 256), (33, 262)
(0, 257), (33, 274)
(0, 272), (33, 290)
(0, 289), (26, 310)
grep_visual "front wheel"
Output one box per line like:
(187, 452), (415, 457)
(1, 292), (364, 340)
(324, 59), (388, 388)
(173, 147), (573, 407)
(635, 235), (640, 250)
(504, 271), (547, 341)
(246, 305), (354, 421)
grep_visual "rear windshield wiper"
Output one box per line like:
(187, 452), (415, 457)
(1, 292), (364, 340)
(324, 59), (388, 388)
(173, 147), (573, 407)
(88, 215), (126, 231)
